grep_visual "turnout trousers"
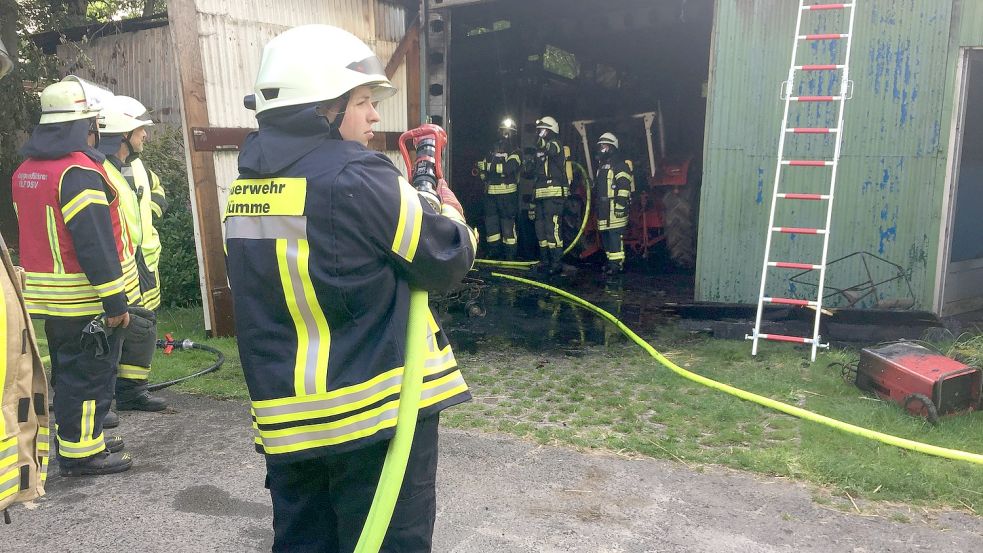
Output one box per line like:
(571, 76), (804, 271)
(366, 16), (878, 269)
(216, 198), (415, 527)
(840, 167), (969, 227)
(534, 197), (565, 252)
(45, 317), (121, 463)
(117, 250), (159, 402)
(600, 226), (626, 270)
(266, 414), (440, 553)
(483, 191), (518, 259)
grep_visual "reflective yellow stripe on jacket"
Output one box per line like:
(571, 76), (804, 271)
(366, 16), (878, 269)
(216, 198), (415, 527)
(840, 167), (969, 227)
(251, 345), (467, 455)
(23, 257), (141, 317)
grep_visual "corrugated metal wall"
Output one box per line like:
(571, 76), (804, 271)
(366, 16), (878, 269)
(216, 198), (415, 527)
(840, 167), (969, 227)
(698, 0), (963, 310)
(56, 25), (182, 126)
(193, 0), (410, 218)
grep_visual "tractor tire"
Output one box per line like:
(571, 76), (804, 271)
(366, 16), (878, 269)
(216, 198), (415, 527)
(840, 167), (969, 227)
(660, 186), (698, 269)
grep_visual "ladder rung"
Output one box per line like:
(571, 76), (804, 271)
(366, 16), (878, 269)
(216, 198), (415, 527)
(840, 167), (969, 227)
(783, 160), (834, 166)
(777, 193), (830, 200)
(790, 95), (842, 102)
(764, 297), (817, 307)
(799, 33), (849, 40)
(786, 127), (838, 133)
(758, 333), (814, 344)
(773, 227), (827, 234)
(802, 3), (853, 10)
(796, 64), (845, 71)
(769, 261), (822, 270)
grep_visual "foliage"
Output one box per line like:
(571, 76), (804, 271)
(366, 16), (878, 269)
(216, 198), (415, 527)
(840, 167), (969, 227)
(141, 125), (202, 307)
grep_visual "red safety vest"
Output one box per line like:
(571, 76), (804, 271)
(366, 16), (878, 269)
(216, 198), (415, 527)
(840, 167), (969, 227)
(11, 152), (139, 318)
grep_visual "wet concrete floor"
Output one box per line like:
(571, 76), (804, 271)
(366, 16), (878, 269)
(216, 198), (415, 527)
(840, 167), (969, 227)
(438, 266), (694, 352)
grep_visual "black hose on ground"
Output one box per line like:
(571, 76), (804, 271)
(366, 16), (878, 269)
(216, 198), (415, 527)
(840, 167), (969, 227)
(148, 339), (225, 392)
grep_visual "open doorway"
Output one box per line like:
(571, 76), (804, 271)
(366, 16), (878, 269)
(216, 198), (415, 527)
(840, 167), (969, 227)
(941, 49), (983, 316)
(443, 0), (714, 271)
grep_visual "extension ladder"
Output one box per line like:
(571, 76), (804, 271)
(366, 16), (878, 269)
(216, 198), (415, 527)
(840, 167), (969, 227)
(747, 1), (858, 362)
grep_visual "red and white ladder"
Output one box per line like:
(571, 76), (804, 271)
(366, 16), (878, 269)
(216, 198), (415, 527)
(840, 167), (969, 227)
(747, 1), (858, 362)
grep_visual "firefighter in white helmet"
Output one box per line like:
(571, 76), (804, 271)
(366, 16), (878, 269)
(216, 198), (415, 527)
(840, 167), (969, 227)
(477, 117), (521, 259)
(226, 24), (475, 551)
(97, 95), (169, 412)
(594, 132), (634, 275)
(12, 75), (138, 477)
(532, 115), (568, 274)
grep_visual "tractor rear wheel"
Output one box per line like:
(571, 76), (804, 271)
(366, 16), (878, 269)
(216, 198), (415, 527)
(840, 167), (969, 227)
(660, 186), (698, 269)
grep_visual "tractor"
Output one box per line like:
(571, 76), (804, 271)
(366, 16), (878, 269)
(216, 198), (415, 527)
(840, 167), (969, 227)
(563, 105), (700, 269)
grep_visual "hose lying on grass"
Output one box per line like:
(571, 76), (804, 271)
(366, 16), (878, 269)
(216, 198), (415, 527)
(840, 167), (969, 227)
(147, 339), (225, 392)
(39, 338), (225, 392)
(492, 272), (983, 466)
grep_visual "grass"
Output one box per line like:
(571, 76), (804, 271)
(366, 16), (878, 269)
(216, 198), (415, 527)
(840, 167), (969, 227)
(33, 306), (983, 513)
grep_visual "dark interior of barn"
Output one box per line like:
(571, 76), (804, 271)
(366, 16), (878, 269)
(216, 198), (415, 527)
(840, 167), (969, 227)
(445, 0), (715, 269)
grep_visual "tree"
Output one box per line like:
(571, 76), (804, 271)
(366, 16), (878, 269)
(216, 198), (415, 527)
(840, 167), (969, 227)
(0, 0), (161, 241)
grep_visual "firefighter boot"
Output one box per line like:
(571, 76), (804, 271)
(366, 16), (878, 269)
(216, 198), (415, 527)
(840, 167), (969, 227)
(548, 248), (564, 276)
(504, 244), (517, 261)
(59, 450), (132, 477)
(488, 241), (503, 260)
(103, 409), (120, 429)
(117, 391), (167, 412)
(538, 249), (550, 274)
(606, 260), (623, 276)
(105, 435), (125, 453)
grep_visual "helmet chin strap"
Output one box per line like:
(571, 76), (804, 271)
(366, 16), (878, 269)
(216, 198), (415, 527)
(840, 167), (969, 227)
(123, 131), (137, 160)
(317, 93), (350, 139)
(89, 118), (101, 148)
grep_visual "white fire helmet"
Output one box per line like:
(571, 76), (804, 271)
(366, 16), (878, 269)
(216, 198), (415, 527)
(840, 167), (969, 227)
(252, 24), (397, 115)
(597, 132), (619, 149)
(500, 117), (517, 134)
(100, 95), (154, 134)
(535, 116), (559, 134)
(39, 75), (112, 125)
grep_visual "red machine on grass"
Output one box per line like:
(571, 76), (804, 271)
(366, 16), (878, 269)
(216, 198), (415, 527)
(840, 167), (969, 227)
(853, 342), (981, 424)
(566, 105), (699, 268)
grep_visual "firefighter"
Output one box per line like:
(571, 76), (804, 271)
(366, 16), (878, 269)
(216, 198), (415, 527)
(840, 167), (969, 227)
(1, 35), (50, 512)
(477, 118), (521, 259)
(225, 25), (475, 551)
(97, 95), (168, 412)
(11, 76), (137, 476)
(532, 115), (567, 275)
(594, 132), (633, 275)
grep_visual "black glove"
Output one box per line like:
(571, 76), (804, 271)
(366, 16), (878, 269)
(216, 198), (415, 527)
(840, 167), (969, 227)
(80, 315), (111, 359)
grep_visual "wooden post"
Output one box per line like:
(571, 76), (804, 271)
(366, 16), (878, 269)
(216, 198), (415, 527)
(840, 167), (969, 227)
(166, 0), (236, 337)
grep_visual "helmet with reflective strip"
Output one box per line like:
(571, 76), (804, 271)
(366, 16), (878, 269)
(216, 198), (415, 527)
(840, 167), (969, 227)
(597, 132), (619, 149)
(39, 75), (112, 124)
(535, 116), (559, 134)
(499, 117), (517, 133)
(0, 37), (11, 80)
(100, 95), (154, 134)
(253, 24), (397, 114)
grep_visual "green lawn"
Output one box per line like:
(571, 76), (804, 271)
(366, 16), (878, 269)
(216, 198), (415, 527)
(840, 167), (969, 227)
(34, 305), (983, 514)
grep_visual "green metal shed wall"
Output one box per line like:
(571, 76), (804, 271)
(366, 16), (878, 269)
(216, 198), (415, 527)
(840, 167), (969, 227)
(697, 0), (981, 310)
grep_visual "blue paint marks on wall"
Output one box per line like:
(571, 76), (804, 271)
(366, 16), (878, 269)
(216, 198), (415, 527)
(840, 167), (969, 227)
(756, 167), (764, 204)
(878, 206), (899, 254)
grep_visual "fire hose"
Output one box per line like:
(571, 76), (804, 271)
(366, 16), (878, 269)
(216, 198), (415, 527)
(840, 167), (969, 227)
(474, 161), (593, 269)
(352, 124), (451, 553)
(147, 333), (225, 392)
(491, 272), (983, 466)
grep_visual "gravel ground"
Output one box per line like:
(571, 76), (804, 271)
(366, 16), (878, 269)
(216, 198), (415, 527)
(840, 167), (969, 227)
(7, 391), (981, 552)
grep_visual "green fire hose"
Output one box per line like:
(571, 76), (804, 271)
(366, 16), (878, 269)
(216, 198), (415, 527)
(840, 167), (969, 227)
(492, 272), (983, 466)
(354, 288), (429, 552)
